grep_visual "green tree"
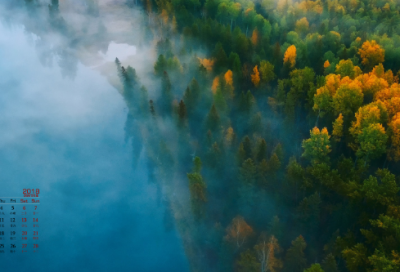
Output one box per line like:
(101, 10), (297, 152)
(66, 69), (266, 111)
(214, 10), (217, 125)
(236, 250), (260, 272)
(257, 159), (269, 187)
(356, 123), (388, 162)
(259, 60), (276, 84)
(240, 158), (257, 184)
(187, 172), (207, 203)
(304, 264), (325, 272)
(161, 71), (173, 113)
(255, 139), (267, 162)
(193, 156), (202, 173)
(313, 87), (332, 126)
(342, 244), (368, 272)
(284, 236), (307, 272)
(302, 127), (331, 164)
(268, 153), (281, 174)
(335, 59), (356, 79)
(321, 254), (339, 272)
(229, 52), (242, 76)
(274, 143), (284, 161)
(178, 100), (186, 127)
(332, 83), (363, 117)
(242, 136), (252, 159)
(368, 249), (400, 272)
(206, 104), (220, 132)
(361, 169), (399, 206)
(287, 156), (304, 201)
(154, 54), (167, 75)
(212, 42), (228, 71)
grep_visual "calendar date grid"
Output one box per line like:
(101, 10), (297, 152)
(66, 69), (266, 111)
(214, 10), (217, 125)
(0, 188), (40, 254)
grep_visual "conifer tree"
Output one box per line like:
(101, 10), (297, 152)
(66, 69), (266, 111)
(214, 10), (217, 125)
(178, 100), (186, 127)
(206, 104), (220, 132)
(284, 236), (307, 272)
(161, 71), (173, 113)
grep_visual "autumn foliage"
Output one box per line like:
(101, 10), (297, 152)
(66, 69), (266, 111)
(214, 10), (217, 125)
(225, 216), (253, 248)
(211, 76), (219, 94)
(283, 45), (296, 69)
(251, 65), (260, 87)
(358, 40), (385, 69)
(198, 57), (214, 71)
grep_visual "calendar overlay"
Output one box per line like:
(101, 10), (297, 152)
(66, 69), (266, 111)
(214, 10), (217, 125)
(0, 189), (40, 254)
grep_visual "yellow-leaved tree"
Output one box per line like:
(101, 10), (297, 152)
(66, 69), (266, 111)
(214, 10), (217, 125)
(332, 113), (344, 142)
(295, 17), (309, 35)
(358, 40), (385, 70)
(283, 45), (297, 69)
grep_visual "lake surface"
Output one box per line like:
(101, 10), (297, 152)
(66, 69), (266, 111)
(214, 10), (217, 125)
(0, 20), (189, 272)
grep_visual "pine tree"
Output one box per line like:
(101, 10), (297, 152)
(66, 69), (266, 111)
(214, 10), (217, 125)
(161, 71), (173, 113)
(237, 143), (247, 165)
(284, 236), (307, 272)
(206, 104), (220, 132)
(321, 254), (339, 272)
(242, 136), (252, 159)
(149, 100), (156, 117)
(212, 42), (228, 71)
(154, 54), (167, 75)
(268, 153), (281, 174)
(274, 143), (284, 162)
(178, 100), (186, 127)
(240, 158), (257, 184)
(255, 139), (267, 162)
(257, 159), (269, 187)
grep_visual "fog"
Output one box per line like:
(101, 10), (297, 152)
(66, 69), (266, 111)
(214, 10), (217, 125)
(0, 1), (188, 271)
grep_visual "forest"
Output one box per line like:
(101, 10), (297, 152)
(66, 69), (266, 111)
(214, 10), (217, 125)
(25, 0), (400, 271)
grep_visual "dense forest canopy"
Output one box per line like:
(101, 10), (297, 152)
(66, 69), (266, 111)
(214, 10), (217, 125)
(19, 0), (400, 271)
(120, 0), (400, 270)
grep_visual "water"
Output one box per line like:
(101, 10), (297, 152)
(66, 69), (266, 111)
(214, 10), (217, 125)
(0, 21), (189, 272)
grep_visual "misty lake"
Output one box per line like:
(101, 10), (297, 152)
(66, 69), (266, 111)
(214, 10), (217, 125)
(0, 17), (189, 272)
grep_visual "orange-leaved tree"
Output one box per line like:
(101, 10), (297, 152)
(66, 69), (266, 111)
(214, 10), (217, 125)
(224, 69), (234, 97)
(211, 76), (220, 94)
(283, 45), (296, 69)
(225, 215), (253, 248)
(198, 57), (214, 71)
(358, 40), (385, 70)
(251, 65), (261, 87)
(251, 27), (259, 46)
(254, 235), (282, 272)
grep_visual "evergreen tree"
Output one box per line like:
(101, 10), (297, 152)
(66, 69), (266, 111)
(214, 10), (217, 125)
(206, 104), (220, 132)
(240, 158), (257, 184)
(284, 236), (307, 272)
(321, 254), (339, 272)
(242, 136), (252, 159)
(178, 100), (187, 127)
(255, 139), (267, 162)
(160, 71), (173, 113)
